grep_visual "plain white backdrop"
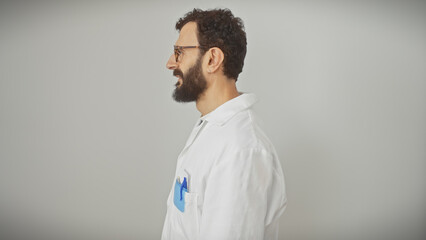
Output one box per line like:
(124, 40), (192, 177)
(0, 0), (425, 239)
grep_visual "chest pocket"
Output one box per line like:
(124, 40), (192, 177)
(174, 179), (187, 212)
(167, 179), (199, 240)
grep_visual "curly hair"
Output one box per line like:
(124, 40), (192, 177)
(176, 8), (247, 81)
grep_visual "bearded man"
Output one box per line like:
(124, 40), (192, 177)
(161, 8), (287, 240)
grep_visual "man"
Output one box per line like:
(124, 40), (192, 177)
(162, 8), (287, 240)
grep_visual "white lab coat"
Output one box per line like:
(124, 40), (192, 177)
(161, 93), (287, 240)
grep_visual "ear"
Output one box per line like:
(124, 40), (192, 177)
(205, 47), (224, 74)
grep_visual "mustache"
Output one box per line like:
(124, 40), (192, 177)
(173, 69), (184, 78)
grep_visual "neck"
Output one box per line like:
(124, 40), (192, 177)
(196, 76), (240, 116)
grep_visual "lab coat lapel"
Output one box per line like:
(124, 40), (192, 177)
(179, 119), (206, 159)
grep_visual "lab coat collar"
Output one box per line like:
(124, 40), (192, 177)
(200, 93), (258, 126)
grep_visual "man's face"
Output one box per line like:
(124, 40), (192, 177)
(166, 22), (207, 102)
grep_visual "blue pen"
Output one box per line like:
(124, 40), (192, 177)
(180, 177), (187, 200)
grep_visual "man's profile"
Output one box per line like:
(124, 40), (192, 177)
(161, 8), (287, 240)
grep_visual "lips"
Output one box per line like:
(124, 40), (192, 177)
(174, 75), (183, 87)
(173, 75), (182, 87)
(173, 69), (184, 87)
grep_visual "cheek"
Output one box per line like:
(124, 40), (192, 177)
(200, 58), (209, 76)
(179, 65), (190, 76)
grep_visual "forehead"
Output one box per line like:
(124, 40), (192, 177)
(176, 22), (199, 45)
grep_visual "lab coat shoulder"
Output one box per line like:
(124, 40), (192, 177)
(211, 109), (275, 160)
(217, 109), (262, 147)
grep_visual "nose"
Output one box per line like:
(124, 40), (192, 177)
(166, 54), (177, 70)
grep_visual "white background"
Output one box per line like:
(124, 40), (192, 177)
(0, 0), (425, 239)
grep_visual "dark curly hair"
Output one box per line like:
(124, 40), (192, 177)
(176, 8), (247, 81)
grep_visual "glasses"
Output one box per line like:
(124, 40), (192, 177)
(173, 45), (204, 62)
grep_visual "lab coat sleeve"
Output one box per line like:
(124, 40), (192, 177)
(199, 148), (280, 240)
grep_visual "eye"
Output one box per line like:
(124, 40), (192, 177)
(174, 49), (183, 62)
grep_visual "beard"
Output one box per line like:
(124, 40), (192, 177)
(172, 58), (207, 102)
